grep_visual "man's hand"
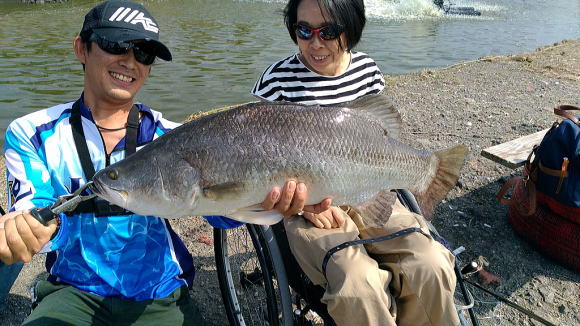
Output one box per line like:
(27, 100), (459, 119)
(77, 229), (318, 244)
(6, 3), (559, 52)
(0, 210), (58, 265)
(303, 206), (346, 229)
(262, 180), (332, 217)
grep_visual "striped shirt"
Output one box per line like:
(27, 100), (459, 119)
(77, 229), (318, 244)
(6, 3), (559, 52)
(251, 51), (385, 106)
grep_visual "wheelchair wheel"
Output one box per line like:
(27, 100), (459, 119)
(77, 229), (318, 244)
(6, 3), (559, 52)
(214, 224), (293, 326)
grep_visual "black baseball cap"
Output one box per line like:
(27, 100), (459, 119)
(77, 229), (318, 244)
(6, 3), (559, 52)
(80, 0), (172, 61)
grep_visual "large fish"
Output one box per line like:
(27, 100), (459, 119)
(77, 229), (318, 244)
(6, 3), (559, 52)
(91, 94), (467, 225)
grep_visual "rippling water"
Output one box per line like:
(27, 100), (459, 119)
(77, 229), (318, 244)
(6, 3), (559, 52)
(0, 0), (579, 148)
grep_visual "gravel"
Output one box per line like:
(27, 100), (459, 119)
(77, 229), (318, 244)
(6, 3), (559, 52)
(1, 39), (579, 326)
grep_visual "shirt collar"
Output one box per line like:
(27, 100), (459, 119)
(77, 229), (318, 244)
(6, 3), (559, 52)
(77, 92), (154, 122)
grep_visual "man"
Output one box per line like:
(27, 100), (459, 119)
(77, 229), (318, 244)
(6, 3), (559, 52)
(0, 1), (318, 324)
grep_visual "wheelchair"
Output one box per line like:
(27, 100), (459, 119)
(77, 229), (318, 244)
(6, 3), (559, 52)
(213, 190), (479, 326)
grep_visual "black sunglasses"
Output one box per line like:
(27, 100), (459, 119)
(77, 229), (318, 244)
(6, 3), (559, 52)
(294, 23), (344, 41)
(89, 33), (157, 65)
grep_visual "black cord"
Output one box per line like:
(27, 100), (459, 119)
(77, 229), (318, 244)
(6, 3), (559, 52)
(455, 264), (480, 326)
(464, 279), (557, 326)
(0, 205), (5, 215)
(95, 123), (127, 131)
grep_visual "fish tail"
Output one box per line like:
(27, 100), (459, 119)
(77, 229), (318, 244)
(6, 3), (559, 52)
(415, 145), (468, 220)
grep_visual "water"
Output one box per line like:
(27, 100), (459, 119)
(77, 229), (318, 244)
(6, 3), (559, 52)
(0, 0), (579, 149)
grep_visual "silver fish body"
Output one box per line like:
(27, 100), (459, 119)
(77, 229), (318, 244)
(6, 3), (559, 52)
(92, 94), (467, 224)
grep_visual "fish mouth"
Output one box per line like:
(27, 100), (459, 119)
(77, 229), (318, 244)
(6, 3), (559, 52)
(112, 189), (128, 201)
(90, 180), (129, 205)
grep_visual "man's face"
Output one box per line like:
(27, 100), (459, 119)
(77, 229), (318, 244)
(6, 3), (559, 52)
(76, 37), (151, 106)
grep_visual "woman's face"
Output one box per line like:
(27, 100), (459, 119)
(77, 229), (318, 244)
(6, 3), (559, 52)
(296, 0), (350, 76)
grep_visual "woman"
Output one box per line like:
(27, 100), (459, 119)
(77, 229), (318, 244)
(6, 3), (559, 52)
(252, 1), (460, 325)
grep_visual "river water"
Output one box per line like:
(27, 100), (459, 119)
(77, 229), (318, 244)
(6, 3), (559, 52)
(0, 0), (579, 148)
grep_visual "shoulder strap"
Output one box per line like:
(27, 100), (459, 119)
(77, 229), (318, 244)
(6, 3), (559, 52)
(125, 104), (139, 155)
(70, 100), (96, 180)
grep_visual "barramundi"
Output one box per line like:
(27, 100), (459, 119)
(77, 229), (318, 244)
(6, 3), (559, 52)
(91, 94), (468, 225)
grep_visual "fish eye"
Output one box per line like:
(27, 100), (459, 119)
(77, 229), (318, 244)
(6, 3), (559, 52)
(107, 170), (118, 180)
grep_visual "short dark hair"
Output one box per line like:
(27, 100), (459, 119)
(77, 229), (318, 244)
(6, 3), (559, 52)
(283, 0), (366, 51)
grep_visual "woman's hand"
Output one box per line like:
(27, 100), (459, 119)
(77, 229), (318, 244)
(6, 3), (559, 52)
(0, 210), (58, 264)
(303, 206), (346, 229)
(262, 180), (332, 217)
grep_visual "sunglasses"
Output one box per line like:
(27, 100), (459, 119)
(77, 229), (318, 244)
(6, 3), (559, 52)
(294, 23), (344, 41)
(89, 34), (157, 65)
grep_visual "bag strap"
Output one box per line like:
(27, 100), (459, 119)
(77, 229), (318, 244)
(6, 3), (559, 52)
(496, 176), (522, 206)
(554, 105), (579, 125)
(496, 176), (537, 216)
(496, 150), (537, 216)
(71, 100), (96, 180)
(125, 104), (140, 156)
(538, 161), (568, 178)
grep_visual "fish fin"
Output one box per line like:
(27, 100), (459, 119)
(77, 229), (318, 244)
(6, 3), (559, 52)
(347, 93), (403, 139)
(415, 145), (468, 220)
(226, 204), (284, 225)
(203, 182), (245, 201)
(354, 190), (398, 227)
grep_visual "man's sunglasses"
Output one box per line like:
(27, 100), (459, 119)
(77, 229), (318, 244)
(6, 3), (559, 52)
(294, 23), (344, 41)
(89, 34), (157, 65)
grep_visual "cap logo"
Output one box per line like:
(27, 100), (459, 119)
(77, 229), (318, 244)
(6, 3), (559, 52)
(108, 7), (159, 34)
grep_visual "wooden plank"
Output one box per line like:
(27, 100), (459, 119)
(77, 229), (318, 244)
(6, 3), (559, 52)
(481, 128), (549, 169)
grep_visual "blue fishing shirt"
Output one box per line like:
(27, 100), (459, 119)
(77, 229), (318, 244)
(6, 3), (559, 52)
(4, 95), (239, 301)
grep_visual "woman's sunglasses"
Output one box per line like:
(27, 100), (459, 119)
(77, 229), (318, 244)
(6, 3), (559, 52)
(89, 33), (157, 65)
(294, 23), (344, 41)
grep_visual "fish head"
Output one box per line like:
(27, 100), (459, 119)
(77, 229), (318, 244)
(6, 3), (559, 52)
(91, 152), (202, 219)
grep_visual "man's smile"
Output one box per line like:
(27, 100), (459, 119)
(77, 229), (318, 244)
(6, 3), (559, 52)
(110, 71), (134, 83)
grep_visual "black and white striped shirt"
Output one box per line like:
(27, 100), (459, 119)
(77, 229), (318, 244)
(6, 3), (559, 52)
(251, 51), (385, 106)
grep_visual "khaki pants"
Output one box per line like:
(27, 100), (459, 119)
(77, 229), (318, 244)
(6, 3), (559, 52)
(284, 198), (460, 326)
